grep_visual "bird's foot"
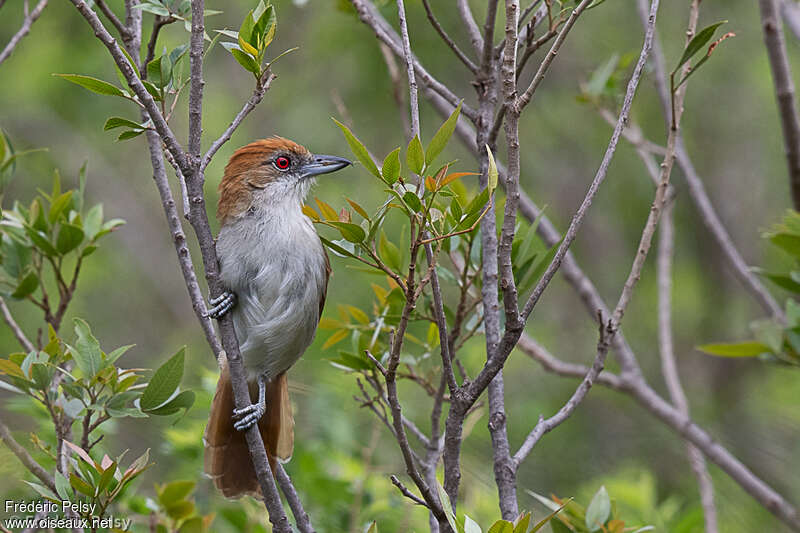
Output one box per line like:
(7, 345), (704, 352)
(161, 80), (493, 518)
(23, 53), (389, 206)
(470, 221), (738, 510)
(207, 290), (236, 319)
(232, 376), (267, 431)
(232, 401), (265, 431)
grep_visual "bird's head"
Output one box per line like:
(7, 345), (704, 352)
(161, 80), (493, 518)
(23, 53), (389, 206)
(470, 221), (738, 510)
(217, 136), (351, 224)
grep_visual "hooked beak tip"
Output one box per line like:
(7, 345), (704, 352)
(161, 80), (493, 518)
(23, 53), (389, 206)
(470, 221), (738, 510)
(302, 154), (352, 178)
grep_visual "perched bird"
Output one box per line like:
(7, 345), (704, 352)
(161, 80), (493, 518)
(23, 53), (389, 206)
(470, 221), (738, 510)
(203, 137), (351, 498)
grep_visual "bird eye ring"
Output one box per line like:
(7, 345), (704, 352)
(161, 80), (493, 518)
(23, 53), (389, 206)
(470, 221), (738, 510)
(274, 156), (291, 170)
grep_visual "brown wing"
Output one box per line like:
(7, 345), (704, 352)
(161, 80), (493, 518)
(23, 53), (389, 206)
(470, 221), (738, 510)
(319, 247), (331, 319)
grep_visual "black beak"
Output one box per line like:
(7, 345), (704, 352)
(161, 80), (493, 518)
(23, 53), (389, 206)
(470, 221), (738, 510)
(301, 154), (352, 178)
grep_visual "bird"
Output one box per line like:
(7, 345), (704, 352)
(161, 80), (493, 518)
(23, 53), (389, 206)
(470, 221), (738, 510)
(203, 136), (351, 499)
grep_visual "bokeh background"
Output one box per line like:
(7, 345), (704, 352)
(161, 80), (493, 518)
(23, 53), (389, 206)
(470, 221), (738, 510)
(1, 0), (799, 531)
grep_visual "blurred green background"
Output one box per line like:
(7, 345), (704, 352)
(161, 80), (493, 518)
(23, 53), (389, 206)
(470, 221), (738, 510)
(1, 0), (799, 531)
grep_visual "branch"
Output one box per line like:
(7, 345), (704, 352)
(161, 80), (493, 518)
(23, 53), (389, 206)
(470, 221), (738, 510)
(395, 0), (420, 138)
(0, 417), (57, 493)
(391, 474), (429, 506)
(512, 317), (613, 465)
(0, 297), (35, 352)
(143, 131), (222, 357)
(759, 0), (800, 209)
(631, 0), (785, 323)
(348, 0), (478, 124)
(275, 464), (316, 533)
(657, 202), (719, 533)
(201, 70), (276, 170)
(456, 0), (484, 54)
(421, 0), (478, 73)
(516, 0), (593, 110)
(0, 0), (48, 66)
(95, 0), (128, 39)
(782, 0), (800, 41)
(518, 335), (800, 531)
(460, 0), (662, 407)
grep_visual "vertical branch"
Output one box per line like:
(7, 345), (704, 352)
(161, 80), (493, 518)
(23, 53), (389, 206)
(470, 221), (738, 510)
(759, 0), (800, 210)
(657, 202), (719, 533)
(395, 0), (420, 137)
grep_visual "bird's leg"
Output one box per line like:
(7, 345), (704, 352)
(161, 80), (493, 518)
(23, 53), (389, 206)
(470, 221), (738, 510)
(232, 374), (267, 431)
(207, 290), (236, 319)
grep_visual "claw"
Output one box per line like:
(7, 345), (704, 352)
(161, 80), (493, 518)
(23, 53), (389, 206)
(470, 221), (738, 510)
(207, 290), (236, 319)
(232, 375), (267, 432)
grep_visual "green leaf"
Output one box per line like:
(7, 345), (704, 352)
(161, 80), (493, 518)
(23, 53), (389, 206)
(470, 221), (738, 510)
(25, 227), (58, 256)
(755, 269), (800, 293)
(487, 520), (513, 533)
(366, 522), (378, 533)
(221, 42), (260, 74)
(333, 119), (382, 179)
(71, 318), (104, 376)
(382, 148), (401, 184)
(769, 232), (800, 258)
(140, 347), (186, 410)
(585, 485), (610, 531)
(134, 2), (170, 16)
(406, 135), (424, 175)
(436, 482), (463, 533)
(513, 512), (531, 533)
(55, 471), (73, 500)
(147, 389), (195, 418)
(53, 74), (127, 97)
(319, 236), (360, 260)
(56, 223), (85, 254)
(84, 204), (103, 240)
(530, 498), (573, 532)
(329, 351), (371, 371)
(106, 344), (135, 366)
(24, 480), (58, 501)
(426, 101), (462, 165)
(329, 221), (366, 243)
(118, 130), (145, 141)
(486, 145), (498, 194)
(49, 191), (74, 223)
(403, 190), (423, 212)
(697, 341), (772, 357)
(159, 480), (195, 505)
(11, 271), (39, 299)
(464, 515), (482, 533)
(673, 21), (727, 74)
(104, 117), (145, 131)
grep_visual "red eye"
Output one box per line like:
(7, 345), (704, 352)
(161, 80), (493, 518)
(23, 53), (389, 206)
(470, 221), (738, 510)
(274, 156), (290, 170)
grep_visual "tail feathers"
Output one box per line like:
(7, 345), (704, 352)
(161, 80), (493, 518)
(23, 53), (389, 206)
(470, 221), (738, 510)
(203, 367), (294, 499)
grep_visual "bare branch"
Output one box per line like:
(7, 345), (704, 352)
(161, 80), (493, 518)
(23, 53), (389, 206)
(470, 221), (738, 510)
(391, 475), (429, 507)
(513, 318), (612, 465)
(456, 0), (484, 54)
(0, 297), (35, 352)
(95, 0), (128, 39)
(348, 0), (478, 124)
(518, 335), (800, 531)
(395, 0), (420, 138)
(201, 70), (276, 170)
(633, 0), (785, 322)
(657, 202), (719, 533)
(517, 0), (593, 110)
(421, 0), (478, 73)
(0, 0), (48, 66)
(759, 0), (800, 209)
(0, 417), (57, 493)
(275, 464), (316, 533)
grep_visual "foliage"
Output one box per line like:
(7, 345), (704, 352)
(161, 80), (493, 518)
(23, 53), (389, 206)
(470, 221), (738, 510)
(698, 210), (800, 367)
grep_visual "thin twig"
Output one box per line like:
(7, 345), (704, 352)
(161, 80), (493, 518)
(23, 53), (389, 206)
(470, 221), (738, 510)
(95, 0), (128, 39)
(421, 0), (477, 73)
(759, 0), (800, 209)
(391, 475), (429, 506)
(275, 464), (316, 533)
(201, 70), (276, 170)
(513, 317), (612, 464)
(0, 417), (57, 493)
(0, 297), (35, 352)
(0, 0), (48, 66)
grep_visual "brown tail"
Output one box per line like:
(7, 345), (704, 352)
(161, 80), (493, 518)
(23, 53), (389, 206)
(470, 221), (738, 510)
(203, 366), (294, 499)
